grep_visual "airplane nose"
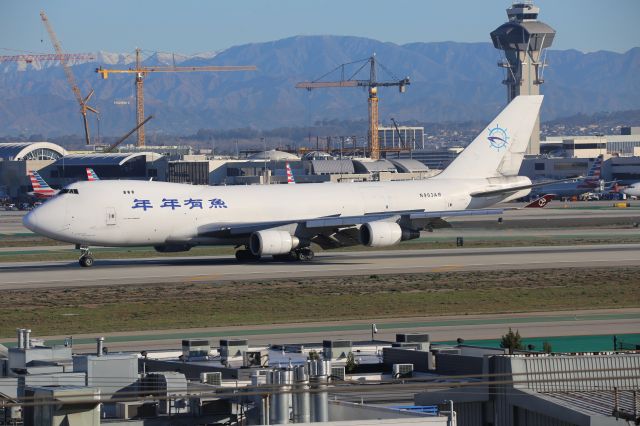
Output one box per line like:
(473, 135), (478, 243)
(23, 208), (43, 234)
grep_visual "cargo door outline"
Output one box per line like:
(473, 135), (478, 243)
(106, 207), (117, 226)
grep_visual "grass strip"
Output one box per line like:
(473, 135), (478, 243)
(1, 267), (638, 338)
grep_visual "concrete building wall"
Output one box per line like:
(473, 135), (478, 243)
(8, 346), (73, 377)
(25, 386), (100, 426)
(382, 348), (432, 372)
(73, 354), (138, 399)
(449, 401), (484, 426)
(435, 354), (483, 376)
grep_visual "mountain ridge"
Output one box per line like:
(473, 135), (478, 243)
(0, 35), (637, 137)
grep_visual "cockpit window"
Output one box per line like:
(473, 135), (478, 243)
(59, 188), (79, 195)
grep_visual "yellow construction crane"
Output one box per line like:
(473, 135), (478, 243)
(40, 11), (98, 145)
(296, 55), (409, 160)
(96, 48), (256, 147)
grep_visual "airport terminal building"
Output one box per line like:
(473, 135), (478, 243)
(0, 142), (67, 198)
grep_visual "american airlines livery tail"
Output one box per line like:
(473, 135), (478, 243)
(584, 155), (603, 184)
(24, 95), (545, 267)
(27, 170), (59, 199)
(86, 168), (100, 181)
(285, 162), (296, 184)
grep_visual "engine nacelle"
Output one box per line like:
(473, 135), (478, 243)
(250, 230), (300, 256)
(360, 222), (402, 247)
(360, 222), (420, 247)
(154, 244), (192, 253)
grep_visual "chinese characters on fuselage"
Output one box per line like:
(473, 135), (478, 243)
(131, 198), (228, 211)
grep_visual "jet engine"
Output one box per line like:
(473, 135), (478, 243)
(360, 222), (420, 247)
(154, 244), (192, 253)
(250, 230), (300, 256)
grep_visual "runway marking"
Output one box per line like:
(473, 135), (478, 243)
(429, 264), (461, 273)
(186, 274), (220, 282)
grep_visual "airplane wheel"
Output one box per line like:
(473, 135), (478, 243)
(235, 249), (260, 262)
(297, 248), (314, 262)
(273, 252), (296, 262)
(79, 255), (94, 267)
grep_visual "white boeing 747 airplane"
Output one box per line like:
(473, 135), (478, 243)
(25, 95), (549, 267)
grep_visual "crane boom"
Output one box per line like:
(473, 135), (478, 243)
(0, 53), (94, 63)
(97, 65), (256, 78)
(39, 11), (83, 106)
(295, 55), (409, 160)
(40, 10), (98, 145)
(96, 48), (256, 147)
(295, 81), (361, 89)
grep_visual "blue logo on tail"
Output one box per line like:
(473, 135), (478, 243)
(487, 125), (509, 151)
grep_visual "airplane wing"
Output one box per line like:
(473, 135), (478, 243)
(197, 207), (509, 240)
(470, 177), (580, 198)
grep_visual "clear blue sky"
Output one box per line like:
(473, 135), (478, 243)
(1, 0), (638, 56)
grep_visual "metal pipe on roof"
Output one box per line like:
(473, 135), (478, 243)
(16, 328), (24, 349)
(97, 337), (104, 357)
(23, 329), (31, 349)
(309, 360), (330, 423)
(292, 365), (310, 423)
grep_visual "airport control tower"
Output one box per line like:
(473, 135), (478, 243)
(491, 1), (555, 155)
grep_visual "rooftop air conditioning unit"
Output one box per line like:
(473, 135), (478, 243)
(331, 366), (346, 381)
(393, 363), (414, 378)
(200, 371), (222, 386)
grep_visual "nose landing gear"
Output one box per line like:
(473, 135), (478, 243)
(78, 245), (95, 267)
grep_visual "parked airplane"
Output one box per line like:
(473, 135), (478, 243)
(25, 96), (554, 267)
(622, 182), (640, 198)
(27, 170), (59, 199)
(285, 162), (296, 184)
(86, 168), (100, 181)
(531, 155), (603, 199)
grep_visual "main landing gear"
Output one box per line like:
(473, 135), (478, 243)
(78, 245), (95, 267)
(234, 247), (315, 262)
(272, 247), (315, 262)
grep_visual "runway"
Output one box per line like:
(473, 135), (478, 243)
(2, 243), (640, 290)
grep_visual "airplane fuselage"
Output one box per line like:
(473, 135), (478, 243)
(24, 177), (529, 247)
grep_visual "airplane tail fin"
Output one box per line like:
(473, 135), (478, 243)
(584, 155), (603, 183)
(525, 194), (554, 208)
(29, 170), (52, 191)
(286, 162), (296, 184)
(435, 95), (543, 179)
(86, 168), (100, 181)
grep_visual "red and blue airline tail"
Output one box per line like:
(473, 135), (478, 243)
(584, 155), (603, 183)
(86, 168), (100, 181)
(28, 170), (56, 198)
(525, 194), (554, 208)
(286, 162), (296, 184)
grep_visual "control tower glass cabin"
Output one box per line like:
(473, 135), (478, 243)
(490, 2), (555, 155)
